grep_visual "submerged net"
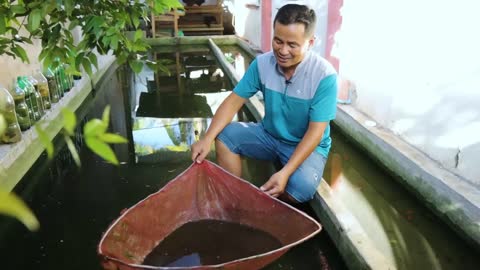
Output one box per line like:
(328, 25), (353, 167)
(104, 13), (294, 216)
(98, 160), (321, 270)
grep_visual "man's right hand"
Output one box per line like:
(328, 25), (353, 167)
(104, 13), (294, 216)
(191, 138), (213, 163)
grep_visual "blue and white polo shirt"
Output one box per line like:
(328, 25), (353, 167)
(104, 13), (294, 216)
(233, 51), (338, 158)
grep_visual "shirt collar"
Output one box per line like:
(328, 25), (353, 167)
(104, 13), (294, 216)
(273, 51), (312, 83)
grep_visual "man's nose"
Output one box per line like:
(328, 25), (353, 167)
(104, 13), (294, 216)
(279, 45), (289, 55)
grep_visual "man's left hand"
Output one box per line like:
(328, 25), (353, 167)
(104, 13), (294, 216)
(260, 171), (289, 198)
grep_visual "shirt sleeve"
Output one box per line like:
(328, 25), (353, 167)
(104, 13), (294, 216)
(233, 59), (261, 99)
(309, 74), (338, 122)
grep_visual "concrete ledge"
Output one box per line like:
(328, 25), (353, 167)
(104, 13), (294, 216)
(310, 182), (397, 270)
(334, 105), (480, 251)
(146, 35), (239, 46)
(208, 38), (264, 121)
(0, 55), (116, 191)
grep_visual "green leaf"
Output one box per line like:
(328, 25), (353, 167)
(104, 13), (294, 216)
(74, 52), (84, 71)
(11, 5), (27, 15)
(98, 133), (128, 144)
(134, 29), (143, 41)
(82, 58), (92, 76)
(61, 109), (77, 135)
(28, 9), (42, 32)
(85, 137), (119, 165)
(83, 119), (107, 137)
(88, 53), (98, 68)
(35, 124), (54, 159)
(0, 15), (6, 35)
(0, 187), (40, 231)
(102, 105), (110, 126)
(20, 36), (33, 45)
(128, 60), (143, 74)
(42, 52), (52, 71)
(11, 45), (29, 63)
(64, 135), (81, 167)
(64, 0), (74, 16)
(132, 16), (140, 29)
(110, 35), (119, 51)
(116, 53), (127, 65)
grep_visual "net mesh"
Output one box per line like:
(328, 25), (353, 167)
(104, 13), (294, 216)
(98, 160), (321, 270)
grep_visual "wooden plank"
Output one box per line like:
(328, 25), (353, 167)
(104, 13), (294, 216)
(181, 27), (224, 32)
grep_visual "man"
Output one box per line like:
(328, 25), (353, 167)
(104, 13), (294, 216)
(191, 4), (337, 203)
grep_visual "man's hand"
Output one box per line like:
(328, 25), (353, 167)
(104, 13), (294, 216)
(260, 170), (289, 198)
(191, 138), (212, 163)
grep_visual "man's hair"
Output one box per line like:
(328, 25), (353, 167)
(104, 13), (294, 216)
(274, 4), (316, 37)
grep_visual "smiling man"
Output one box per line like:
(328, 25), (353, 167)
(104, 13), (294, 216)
(191, 4), (338, 203)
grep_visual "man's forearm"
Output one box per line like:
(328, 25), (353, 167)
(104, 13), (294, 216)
(203, 92), (246, 142)
(281, 122), (328, 177)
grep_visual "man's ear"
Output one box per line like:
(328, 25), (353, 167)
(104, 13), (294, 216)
(308, 36), (316, 48)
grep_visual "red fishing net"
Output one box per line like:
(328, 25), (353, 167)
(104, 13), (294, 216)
(98, 160), (321, 270)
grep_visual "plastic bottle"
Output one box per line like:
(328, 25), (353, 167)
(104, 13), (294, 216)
(33, 70), (52, 110)
(25, 76), (46, 117)
(0, 85), (22, 143)
(64, 64), (75, 89)
(10, 79), (31, 131)
(59, 65), (71, 93)
(44, 67), (60, 103)
(54, 66), (65, 97)
(17, 76), (42, 123)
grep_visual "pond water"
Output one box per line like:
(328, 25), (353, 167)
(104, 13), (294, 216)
(0, 45), (346, 270)
(143, 219), (283, 267)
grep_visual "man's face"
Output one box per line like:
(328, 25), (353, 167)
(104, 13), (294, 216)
(272, 22), (314, 71)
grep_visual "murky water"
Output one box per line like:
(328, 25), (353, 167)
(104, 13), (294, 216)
(143, 219), (283, 267)
(0, 46), (346, 270)
(323, 127), (480, 269)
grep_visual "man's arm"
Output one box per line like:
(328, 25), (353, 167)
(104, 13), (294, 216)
(261, 121), (328, 198)
(191, 92), (246, 162)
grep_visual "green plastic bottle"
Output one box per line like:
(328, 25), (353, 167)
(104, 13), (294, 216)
(33, 70), (52, 110)
(0, 85), (22, 143)
(44, 67), (60, 103)
(17, 76), (42, 123)
(10, 79), (31, 131)
(59, 65), (71, 93)
(25, 76), (46, 117)
(54, 66), (65, 97)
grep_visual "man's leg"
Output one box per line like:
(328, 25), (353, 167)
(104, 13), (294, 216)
(216, 122), (277, 178)
(277, 144), (328, 203)
(215, 139), (242, 177)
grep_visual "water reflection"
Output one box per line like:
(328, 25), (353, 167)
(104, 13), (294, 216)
(219, 45), (254, 78)
(131, 47), (234, 163)
(133, 118), (209, 157)
(323, 129), (479, 269)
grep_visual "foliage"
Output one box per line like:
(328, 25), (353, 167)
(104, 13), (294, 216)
(0, 187), (39, 231)
(0, 113), (39, 231)
(36, 106), (128, 167)
(0, 0), (184, 74)
(0, 0), (186, 232)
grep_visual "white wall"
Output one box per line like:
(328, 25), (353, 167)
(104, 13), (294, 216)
(0, 39), (43, 90)
(225, 0), (262, 47)
(335, 0), (480, 184)
(0, 27), (83, 91)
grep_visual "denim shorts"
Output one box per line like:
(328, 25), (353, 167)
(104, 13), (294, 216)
(217, 122), (327, 202)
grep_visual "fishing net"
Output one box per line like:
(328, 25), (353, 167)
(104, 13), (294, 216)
(98, 160), (321, 270)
